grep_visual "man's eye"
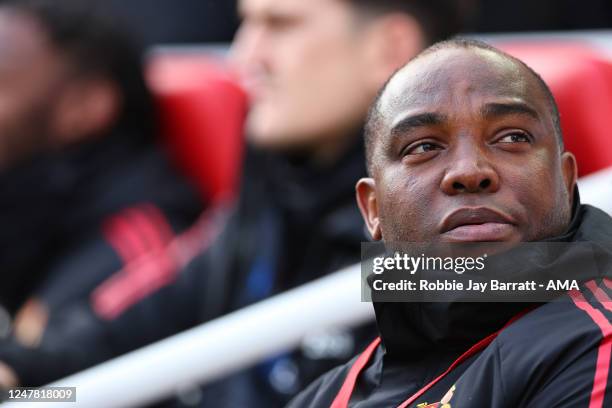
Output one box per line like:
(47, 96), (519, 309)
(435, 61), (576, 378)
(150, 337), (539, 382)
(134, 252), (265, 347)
(497, 133), (530, 143)
(266, 15), (300, 32)
(405, 142), (442, 155)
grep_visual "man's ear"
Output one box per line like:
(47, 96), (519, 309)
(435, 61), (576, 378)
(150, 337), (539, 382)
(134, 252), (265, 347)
(360, 12), (425, 90)
(561, 151), (578, 205)
(356, 177), (382, 240)
(51, 77), (121, 146)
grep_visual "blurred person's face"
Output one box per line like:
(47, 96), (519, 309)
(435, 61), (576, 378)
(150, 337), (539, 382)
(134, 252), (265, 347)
(0, 10), (67, 170)
(231, 0), (423, 161)
(0, 9), (120, 172)
(357, 48), (578, 244)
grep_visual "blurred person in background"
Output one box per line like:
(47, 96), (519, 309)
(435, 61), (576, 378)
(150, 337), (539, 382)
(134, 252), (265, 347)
(0, 0), (461, 406)
(0, 0), (203, 345)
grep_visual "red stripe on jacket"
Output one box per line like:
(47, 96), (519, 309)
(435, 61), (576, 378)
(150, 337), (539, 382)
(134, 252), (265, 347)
(92, 204), (226, 320)
(570, 287), (612, 408)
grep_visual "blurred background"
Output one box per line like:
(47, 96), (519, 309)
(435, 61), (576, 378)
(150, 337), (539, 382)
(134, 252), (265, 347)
(0, 0), (610, 407)
(28, 0), (612, 45)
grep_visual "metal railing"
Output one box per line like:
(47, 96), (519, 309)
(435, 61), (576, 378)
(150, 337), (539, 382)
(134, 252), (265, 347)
(579, 165), (612, 215)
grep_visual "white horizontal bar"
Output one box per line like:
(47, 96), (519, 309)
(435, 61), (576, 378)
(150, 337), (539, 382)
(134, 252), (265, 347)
(578, 165), (612, 216)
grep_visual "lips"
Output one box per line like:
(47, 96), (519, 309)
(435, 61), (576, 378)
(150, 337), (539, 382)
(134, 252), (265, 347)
(440, 207), (517, 242)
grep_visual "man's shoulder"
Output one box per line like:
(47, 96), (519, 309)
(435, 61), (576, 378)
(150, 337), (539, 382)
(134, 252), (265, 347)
(447, 284), (610, 406)
(497, 284), (609, 355)
(491, 283), (610, 398)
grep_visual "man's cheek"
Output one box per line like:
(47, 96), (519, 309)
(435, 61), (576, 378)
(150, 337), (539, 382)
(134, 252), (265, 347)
(512, 175), (560, 237)
(380, 198), (426, 241)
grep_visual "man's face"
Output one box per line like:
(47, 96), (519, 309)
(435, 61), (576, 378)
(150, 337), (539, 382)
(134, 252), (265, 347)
(0, 10), (67, 171)
(358, 47), (577, 243)
(231, 0), (376, 154)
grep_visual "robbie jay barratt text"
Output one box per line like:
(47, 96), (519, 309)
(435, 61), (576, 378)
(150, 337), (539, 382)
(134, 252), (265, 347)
(371, 279), (580, 292)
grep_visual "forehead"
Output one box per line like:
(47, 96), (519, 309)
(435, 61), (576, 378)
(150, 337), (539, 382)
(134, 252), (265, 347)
(238, 0), (336, 18)
(378, 47), (549, 127)
(0, 10), (53, 67)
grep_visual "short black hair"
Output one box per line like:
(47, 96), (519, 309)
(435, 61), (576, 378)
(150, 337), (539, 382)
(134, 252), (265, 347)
(349, 0), (464, 46)
(364, 38), (564, 175)
(0, 0), (155, 138)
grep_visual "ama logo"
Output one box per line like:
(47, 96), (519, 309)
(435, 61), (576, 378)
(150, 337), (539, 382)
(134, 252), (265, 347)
(546, 280), (579, 290)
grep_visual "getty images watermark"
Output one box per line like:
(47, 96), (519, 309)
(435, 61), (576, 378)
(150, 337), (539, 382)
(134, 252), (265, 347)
(361, 242), (611, 302)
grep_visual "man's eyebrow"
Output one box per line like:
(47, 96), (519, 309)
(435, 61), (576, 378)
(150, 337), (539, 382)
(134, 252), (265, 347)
(480, 102), (540, 120)
(389, 112), (447, 138)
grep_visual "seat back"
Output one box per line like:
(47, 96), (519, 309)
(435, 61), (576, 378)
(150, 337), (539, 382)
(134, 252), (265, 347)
(498, 42), (612, 177)
(148, 54), (247, 202)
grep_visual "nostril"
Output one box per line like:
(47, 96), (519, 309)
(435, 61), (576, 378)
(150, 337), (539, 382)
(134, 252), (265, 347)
(452, 182), (464, 190)
(480, 179), (491, 189)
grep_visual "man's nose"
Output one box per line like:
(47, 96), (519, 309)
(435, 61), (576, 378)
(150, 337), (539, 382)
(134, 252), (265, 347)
(230, 23), (267, 71)
(440, 149), (500, 195)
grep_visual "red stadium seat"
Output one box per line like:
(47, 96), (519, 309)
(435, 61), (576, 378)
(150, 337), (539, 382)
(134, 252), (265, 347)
(148, 54), (247, 202)
(497, 42), (612, 177)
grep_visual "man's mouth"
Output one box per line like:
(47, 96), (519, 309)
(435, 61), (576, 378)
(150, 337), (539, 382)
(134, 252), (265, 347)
(440, 207), (517, 242)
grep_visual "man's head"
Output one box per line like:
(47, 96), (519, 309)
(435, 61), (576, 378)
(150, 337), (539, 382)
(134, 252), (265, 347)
(357, 39), (578, 243)
(0, 0), (152, 171)
(231, 0), (461, 162)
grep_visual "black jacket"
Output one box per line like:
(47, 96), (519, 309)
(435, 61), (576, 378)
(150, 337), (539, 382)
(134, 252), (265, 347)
(0, 132), (202, 314)
(0, 139), (375, 406)
(289, 203), (612, 408)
